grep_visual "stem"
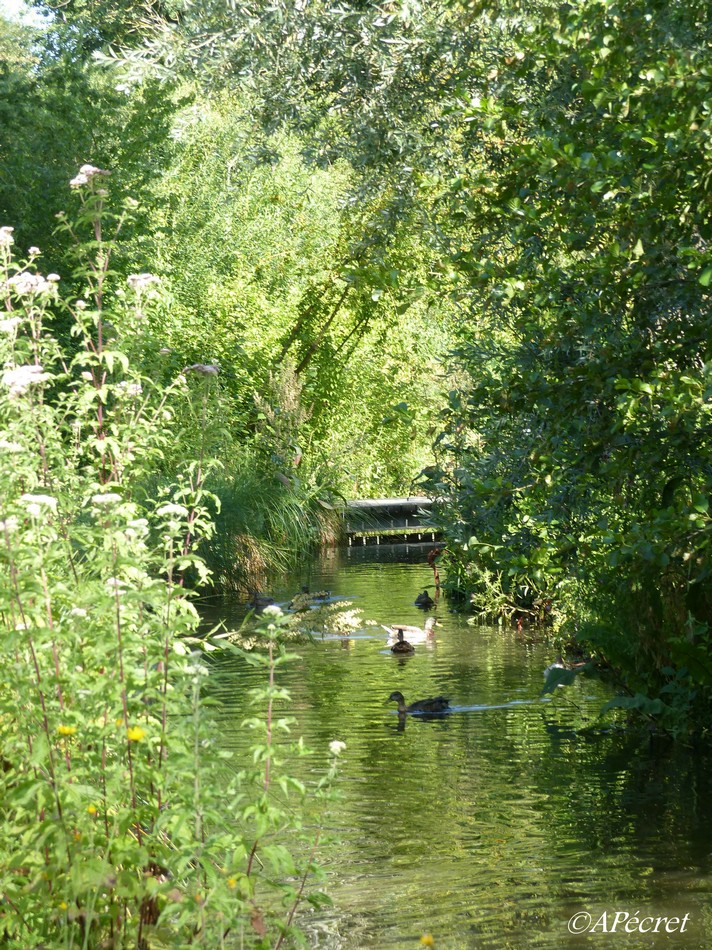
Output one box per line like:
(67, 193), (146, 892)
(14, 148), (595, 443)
(112, 545), (139, 833)
(274, 829), (322, 950)
(246, 639), (276, 879)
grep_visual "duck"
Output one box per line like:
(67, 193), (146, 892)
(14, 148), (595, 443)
(543, 654), (590, 680)
(248, 591), (275, 610)
(385, 617), (437, 643)
(390, 630), (415, 655)
(543, 655), (565, 679)
(387, 691), (450, 714)
(414, 589), (435, 608)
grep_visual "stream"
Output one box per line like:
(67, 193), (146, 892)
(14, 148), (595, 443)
(202, 543), (712, 948)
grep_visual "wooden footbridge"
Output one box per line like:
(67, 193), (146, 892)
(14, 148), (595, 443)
(344, 496), (440, 545)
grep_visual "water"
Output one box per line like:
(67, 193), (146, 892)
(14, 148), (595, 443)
(201, 545), (712, 948)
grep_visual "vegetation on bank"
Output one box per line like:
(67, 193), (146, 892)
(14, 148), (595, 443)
(0, 190), (342, 947)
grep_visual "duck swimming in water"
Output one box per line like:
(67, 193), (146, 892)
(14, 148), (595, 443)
(248, 591), (275, 610)
(390, 630), (415, 655)
(414, 589), (435, 608)
(388, 691), (450, 714)
(385, 617), (437, 643)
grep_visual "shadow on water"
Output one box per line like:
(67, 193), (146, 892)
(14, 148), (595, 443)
(201, 544), (712, 948)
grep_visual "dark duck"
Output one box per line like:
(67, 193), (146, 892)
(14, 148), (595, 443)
(388, 691), (450, 714)
(414, 589), (435, 608)
(390, 630), (415, 655)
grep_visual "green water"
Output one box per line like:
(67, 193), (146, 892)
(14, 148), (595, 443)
(203, 545), (712, 948)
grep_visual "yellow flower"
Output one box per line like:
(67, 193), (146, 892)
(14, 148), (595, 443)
(87, 805), (98, 815)
(57, 725), (76, 736)
(59, 901), (68, 911)
(115, 718), (124, 728)
(127, 726), (146, 742)
(420, 937), (435, 947)
(227, 877), (237, 889)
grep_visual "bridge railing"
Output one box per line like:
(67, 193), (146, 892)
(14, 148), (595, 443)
(344, 496), (440, 545)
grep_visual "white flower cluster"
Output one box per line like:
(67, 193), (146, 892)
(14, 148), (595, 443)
(0, 438), (23, 452)
(20, 493), (58, 517)
(183, 363), (220, 376)
(156, 503), (189, 519)
(2, 364), (51, 399)
(0, 226), (14, 248)
(69, 164), (111, 189)
(127, 273), (160, 292)
(90, 493), (123, 506)
(0, 317), (22, 334)
(115, 380), (143, 398)
(5, 271), (59, 296)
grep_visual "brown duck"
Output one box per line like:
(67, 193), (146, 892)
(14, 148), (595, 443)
(390, 630), (415, 655)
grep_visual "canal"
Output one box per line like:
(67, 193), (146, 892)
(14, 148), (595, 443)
(202, 544), (712, 948)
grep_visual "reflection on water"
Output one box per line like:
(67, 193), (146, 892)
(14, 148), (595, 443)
(201, 545), (712, 948)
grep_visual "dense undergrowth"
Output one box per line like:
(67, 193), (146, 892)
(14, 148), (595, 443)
(0, 175), (342, 947)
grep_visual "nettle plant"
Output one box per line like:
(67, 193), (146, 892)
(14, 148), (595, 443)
(0, 170), (339, 948)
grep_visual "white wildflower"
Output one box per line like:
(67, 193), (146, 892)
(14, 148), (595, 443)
(0, 226), (14, 248)
(46, 273), (60, 283)
(75, 299), (87, 310)
(106, 577), (127, 594)
(329, 740), (346, 756)
(81, 372), (93, 381)
(70, 607), (88, 618)
(2, 365), (51, 398)
(0, 317), (22, 333)
(20, 493), (58, 517)
(0, 439), (23, 452)
(127, 273), (160, 292)
(0, 517), (18, 533)
(28, 246), (40, 256)
(6, 272), (54, 296)
(156, 503), (189, 518)
(70, 164), (110, 188)
(184, 363), (220, 376)
(91, 493), (122, 506)
(115, 381), (143, 398)
(262, 604), (283, 618)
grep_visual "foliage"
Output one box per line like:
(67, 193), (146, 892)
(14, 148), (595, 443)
(0, 176), (339, 946)
(131, 93), (452, 498)
(424, 0), (712, 720)
(0, 4), (182, 300)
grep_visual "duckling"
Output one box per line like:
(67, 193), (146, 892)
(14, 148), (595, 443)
(414, 589), (435, 609)
(388, 690), (450, 714)
(385, 617), (437, 643)
(390, 629), (415, 655)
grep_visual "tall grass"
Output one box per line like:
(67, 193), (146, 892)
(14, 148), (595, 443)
(202, 453), (343, 593)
